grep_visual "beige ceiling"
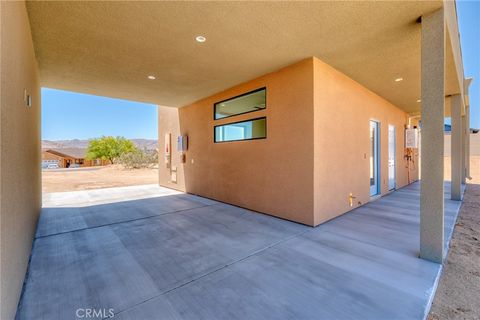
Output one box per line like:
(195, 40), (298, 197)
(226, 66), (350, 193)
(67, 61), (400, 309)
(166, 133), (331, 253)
(26, 1), (461, 113)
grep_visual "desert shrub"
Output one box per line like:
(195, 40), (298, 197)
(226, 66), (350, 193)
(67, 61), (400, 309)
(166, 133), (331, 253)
(118, 149), (158, 169)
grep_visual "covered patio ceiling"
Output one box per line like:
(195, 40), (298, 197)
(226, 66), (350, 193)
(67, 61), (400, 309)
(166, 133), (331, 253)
(26, 1), (461, 114)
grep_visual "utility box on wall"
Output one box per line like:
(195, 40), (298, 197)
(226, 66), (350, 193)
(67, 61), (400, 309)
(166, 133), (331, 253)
(177, 135), (188, 152)
(405, 128), (419, 148)
(177, 135), (188, 164)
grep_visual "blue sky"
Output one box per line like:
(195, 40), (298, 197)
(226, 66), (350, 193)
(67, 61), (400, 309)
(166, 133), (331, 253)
(42, 3), (479, 140)
(457, 0), (480, 128)
(41, 88), (158, 140)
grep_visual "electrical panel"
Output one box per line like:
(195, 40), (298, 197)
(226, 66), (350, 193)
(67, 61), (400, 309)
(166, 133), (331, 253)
(177, 135), (188, 152)
(405, 128), (419, 148)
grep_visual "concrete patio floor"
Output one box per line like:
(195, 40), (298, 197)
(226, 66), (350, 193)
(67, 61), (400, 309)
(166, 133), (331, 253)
(16, 182), (462, 320)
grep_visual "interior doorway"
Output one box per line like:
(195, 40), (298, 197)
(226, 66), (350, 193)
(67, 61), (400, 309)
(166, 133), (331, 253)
(370, 120), (380, 196)
(388, 125), (396, 191)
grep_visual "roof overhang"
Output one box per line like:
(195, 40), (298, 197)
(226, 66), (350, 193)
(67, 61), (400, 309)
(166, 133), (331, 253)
(44, 149), (85, 159)
(26, 1), (464, 114)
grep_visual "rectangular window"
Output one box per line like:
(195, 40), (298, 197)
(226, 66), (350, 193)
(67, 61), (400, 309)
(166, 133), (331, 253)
(214, 117), (266, 143)
(214, 88), (266, 120)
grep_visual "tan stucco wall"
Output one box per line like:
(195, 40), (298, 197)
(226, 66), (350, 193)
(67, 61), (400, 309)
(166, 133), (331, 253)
(0, 2), (41, 319)
(159, 57), (419, 227)
(313, 57), (418, 225)
(158, 106), (186, 192)
(159, 59), (315, 225)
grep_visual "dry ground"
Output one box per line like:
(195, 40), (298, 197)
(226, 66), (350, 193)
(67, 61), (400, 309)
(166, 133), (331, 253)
(42, 165), (158, 193)
(428, 158), (480, 320)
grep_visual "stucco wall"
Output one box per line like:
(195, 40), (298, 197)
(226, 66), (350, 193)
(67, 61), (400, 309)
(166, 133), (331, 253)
(158, 106), (186, 192)
(159, 59), (315, 225)
(313, 57), (418, 225)
(0, 2), (41, 319)
(159, 57), (419, 227)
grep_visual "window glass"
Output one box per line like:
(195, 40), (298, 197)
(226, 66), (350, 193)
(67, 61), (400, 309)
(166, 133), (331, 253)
(214, 88), (266, 120)
(214, 118), (266, 143)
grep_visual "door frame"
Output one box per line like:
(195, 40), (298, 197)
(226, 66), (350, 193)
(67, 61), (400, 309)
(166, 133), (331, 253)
(370, 120), (380, 197)
(388, 124), (396, 191)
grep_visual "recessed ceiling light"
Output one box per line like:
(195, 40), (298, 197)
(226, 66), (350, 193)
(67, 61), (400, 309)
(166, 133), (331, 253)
(394, 77), (404, 82)
(416, 99), (421, 103)
(195, 35), (206, 43)
(147, 75), (156, 80)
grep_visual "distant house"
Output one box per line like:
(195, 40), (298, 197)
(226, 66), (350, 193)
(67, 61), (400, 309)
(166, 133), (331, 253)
(42, 148), (109, 168)
(444, 124), (479, 134)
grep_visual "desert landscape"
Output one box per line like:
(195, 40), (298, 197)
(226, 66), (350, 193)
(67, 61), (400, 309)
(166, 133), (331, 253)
(42, 165), (158, 193)
(428, 132), (480, 320)
(42, 134), (480, 193)
(42, 138), (158, 150)
(444, 132), (480, 183)
(41, 138), (159, 193)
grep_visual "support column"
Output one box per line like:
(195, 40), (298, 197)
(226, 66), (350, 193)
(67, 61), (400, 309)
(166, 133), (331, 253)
(451, 94), (462, 200)
(420, 8), (445, 263)
(465, 104), (471, 180)
(462, 112), (467, 183)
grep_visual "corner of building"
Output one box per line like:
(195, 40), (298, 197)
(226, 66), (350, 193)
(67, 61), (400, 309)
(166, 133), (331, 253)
(1, 1), (42, 319)
(158, 105), (186, 192)
(312, 57), (415, 226)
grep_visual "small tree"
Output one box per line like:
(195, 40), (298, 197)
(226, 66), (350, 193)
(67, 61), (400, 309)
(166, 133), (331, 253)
(118, 149), (158, 169)
(86, 136), (136, 164)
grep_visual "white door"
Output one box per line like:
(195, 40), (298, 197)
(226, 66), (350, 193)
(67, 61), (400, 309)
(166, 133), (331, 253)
(370, 121), (380, 196)
(388, 125), (396, 191)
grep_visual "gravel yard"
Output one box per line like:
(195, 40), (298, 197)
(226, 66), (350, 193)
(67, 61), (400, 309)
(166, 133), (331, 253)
(428, 172), (480, 319)
(42, 165), (158, 193)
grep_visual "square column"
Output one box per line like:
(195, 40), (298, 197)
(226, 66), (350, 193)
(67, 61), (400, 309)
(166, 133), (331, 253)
(462, 113), (467, 183)
(465, 104), (471, 180)
(420, 8), (445, 263)
(451, 94), (462, 200)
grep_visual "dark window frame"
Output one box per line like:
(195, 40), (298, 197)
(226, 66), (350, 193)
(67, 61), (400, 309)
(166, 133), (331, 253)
(214, 116), (267, 143)
(213, 87), (267, 120)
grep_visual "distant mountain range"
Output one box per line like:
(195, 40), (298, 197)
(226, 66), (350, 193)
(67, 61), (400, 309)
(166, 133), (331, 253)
(42, 139), (158, 150)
